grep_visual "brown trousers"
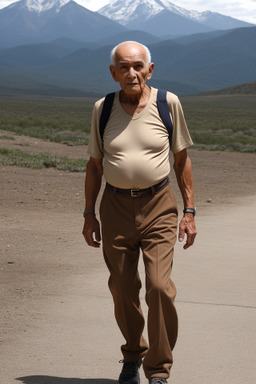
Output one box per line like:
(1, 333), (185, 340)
(99, 184), (178, 379)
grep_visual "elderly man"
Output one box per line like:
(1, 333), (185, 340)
(82, 41), (197, 384)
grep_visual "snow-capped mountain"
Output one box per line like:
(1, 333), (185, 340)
(99, 0), (191, 25)
(99, 0), (252, 36)
(100, 0), (162, 24)
(0, 0), (127, 47)
(0, 0), (255, 97)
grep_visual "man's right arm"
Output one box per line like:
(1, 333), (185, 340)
(82, 157), (103, 248)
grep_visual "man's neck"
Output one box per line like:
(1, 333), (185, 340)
(119, 86), (151, 115)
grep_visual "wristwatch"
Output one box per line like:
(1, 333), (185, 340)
(183, 207), (196, 216)
(83, 210), (95, 218)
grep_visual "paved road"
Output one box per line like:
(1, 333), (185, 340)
(1, 195), (255, 384)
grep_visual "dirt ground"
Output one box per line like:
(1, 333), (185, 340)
(0, 131), (256, 384)
(1, 129), (256, 207)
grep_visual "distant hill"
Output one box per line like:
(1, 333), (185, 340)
(0, 72), (101, 97)
(172, 30), (231, 45)
(91, 30), (162, 48)
(150, 27), (256, 91)
(203, 81), (256, 95)
(0, 27), (255, 96)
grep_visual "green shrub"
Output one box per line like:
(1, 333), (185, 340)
(0, 148), (87, 172)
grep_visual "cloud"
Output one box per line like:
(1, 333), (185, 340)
(0, 0), (14, 7)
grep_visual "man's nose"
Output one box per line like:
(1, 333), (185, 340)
(128, 67), (136, 77)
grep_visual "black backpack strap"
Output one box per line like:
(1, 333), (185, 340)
(157, 89), (173, 147)
(100, 90), (173, 146)
(99, 92), (115, 141)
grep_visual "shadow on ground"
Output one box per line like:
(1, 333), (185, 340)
(16, 377), (117, 384)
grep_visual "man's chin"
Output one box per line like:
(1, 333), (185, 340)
(123, 85), (141, 93)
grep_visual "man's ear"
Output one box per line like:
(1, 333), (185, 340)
(147, 62), (155, 80)
(109, 65), (118, 82)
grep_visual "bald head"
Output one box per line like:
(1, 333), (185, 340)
(110, 41), (151, 66)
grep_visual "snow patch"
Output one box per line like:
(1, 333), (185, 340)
(24, 0), (70, 13)
(99, 0), (217, 24)
(100, 0), (164, 23)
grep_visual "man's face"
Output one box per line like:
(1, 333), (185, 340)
(109, 43), (154, 96)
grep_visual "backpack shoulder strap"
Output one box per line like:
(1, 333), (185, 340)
(99, 90), (173, 146)
(99, 92), (115, 141)
(157, 89), (173, 147)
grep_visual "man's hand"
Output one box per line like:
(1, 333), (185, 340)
(82, 214), (101, 248)
(178, 213), (197, 250)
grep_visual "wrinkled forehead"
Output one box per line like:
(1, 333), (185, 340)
(115, 43), (148, 63)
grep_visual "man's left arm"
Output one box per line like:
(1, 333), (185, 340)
(173, 148), (197, 249)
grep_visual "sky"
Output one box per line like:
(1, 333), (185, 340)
(0, 0), (255, 24)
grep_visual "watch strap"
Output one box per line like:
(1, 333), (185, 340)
(183, 207), (196, 216)
(83, 210), (95, 218)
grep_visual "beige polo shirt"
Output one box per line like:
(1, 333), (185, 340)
(87, 87), (193, 189)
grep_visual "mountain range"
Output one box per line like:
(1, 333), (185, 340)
(0, 0), (127, 48)
(0, 0), (253, 48)
(99, 0), (252, 37)
(0, 0), (255, 96)
(1, 26), (255, 96)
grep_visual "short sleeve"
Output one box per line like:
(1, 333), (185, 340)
(167, 93), (193, 154)
(87, 98), (105, 159)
